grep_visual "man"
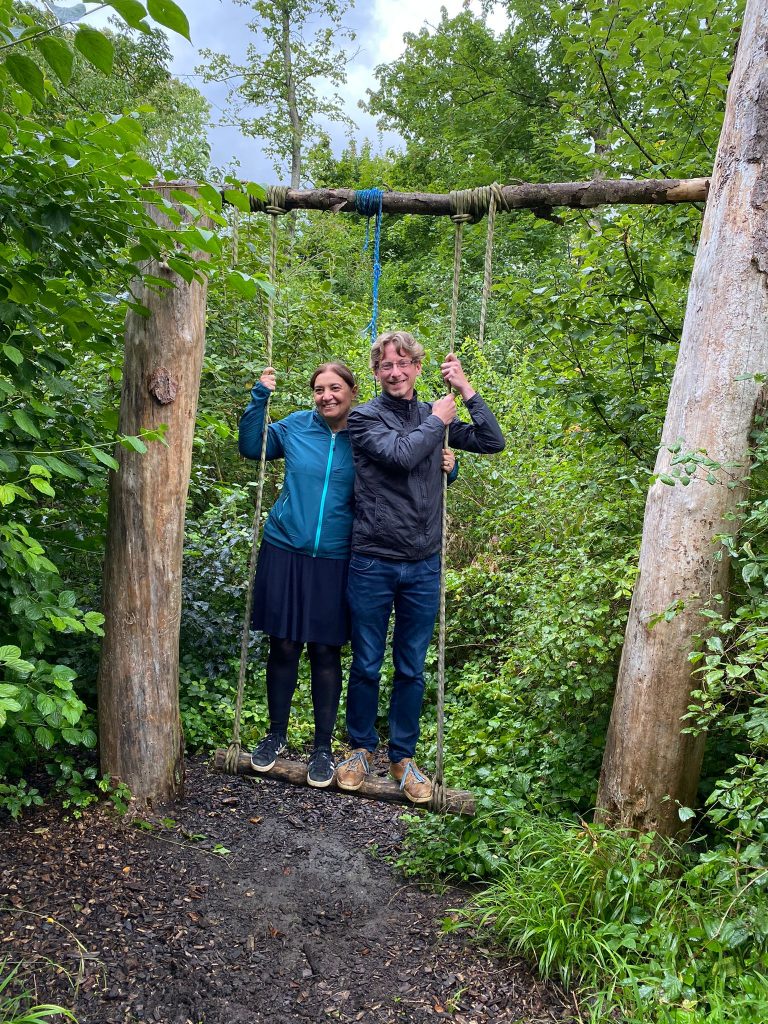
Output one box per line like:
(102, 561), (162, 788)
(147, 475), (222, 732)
(336, 330), (505, 803)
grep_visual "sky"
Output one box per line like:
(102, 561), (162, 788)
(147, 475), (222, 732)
(87, 0), (510, 184)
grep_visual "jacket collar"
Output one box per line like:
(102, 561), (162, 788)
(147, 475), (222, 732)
(379, 389), (419, 413)
(312, 408), (349, 434)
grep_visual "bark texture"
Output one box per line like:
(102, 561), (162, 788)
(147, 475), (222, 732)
(213, 751), (476, 816)
(280, 3), (302, 192)
(597, 0), (768, 836)
(236, 177), (710, 216)
(97, 186), (211, 808)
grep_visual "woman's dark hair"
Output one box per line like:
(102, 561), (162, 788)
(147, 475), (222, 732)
(310, 363), (357, 390)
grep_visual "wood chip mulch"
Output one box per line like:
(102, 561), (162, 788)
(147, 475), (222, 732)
(0, 756), (573, 1023)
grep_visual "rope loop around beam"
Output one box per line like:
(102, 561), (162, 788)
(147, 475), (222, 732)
(249, 184), (290, 215)
(449, 185), (512, 224)
(449, 188), (480, 224)
(265, 184), (289, 216)
(428, 778), (448, 814)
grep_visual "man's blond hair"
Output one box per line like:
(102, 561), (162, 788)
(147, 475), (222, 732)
(370, 331), (425, 371)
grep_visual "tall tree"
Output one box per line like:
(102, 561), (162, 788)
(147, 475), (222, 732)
(596, 0), (768, 837)
(39, 18), (211, 179)
(199, 0), (355, 188)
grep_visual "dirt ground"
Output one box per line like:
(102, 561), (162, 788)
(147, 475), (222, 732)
(0, 756), (572, 1024)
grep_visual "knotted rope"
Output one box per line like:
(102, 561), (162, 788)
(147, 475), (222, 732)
(224, 185), (289, 774)
(355, 188), (384, 341)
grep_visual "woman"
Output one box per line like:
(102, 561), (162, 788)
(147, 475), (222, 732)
(238, 363), (358, 788)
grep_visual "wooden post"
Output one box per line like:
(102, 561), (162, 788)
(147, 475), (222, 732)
(596, 0), (768, 837)
(97, 184), (211, 808)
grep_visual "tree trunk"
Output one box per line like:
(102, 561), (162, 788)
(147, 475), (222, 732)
(596, 0), (768, 837)
(281, 3), (302, 191)
(97, 185), (211, 808)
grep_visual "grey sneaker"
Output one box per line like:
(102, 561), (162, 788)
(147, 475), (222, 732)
(307, 746), (335, 788)
(250, 733), (286, 772)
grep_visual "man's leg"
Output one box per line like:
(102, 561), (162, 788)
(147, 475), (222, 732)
(389, 553), (441, 763)
(345, 555), (398, 752)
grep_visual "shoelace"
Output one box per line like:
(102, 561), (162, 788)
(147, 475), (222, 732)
(337, 750), (370, 774)
(399, 761), (427, 789)
(310, 749), (334, 768)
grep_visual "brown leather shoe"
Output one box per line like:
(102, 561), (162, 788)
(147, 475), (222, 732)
(336, 748), (373, 791)
(390, 758), (432, 804)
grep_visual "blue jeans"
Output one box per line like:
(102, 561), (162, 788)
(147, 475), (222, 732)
(346, 552), (441, 762)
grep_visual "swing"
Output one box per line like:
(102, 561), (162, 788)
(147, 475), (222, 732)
(213, 184), (510, 817)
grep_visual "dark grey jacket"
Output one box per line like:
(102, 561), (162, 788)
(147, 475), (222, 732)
(347, 390), (505, 561)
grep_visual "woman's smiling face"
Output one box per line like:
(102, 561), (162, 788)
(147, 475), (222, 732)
(312, 369), (357, 428)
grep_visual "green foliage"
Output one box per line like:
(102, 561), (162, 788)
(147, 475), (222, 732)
(684, 417), (768, 862)
(180, 657), (327, 755)
(0, 779), (42, 819)
(199, 0), (356, 181)
(0, 3), (763, 1022)
(42, 18), (210, 179)
(452, 814), (768, 1024)
(0, 960), (76, 1023)
(549, 0), (740, 178)
(45, 756), (129, 818)
(180, 671), (266, 753)
(0, 0), (214, 793)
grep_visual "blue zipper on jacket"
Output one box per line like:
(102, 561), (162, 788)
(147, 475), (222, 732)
(313, 430), (336, 557)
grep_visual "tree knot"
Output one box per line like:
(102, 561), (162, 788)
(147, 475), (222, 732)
(148, 367), (178, 405)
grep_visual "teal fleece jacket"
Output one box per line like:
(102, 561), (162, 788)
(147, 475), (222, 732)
(238, 382), (355, 559)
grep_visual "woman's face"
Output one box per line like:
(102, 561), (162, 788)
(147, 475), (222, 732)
(312, 370), (356, 427)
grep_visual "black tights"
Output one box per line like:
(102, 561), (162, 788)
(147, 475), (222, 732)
(266, 636), (342, 748)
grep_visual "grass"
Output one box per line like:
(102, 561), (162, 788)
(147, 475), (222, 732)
(0, 961), (77, 1024)
(448, 813), (768, 1023)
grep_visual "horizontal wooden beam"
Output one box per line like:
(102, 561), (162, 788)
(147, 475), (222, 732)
(213, 749), (475, 816)
(242, 178), (709, 216)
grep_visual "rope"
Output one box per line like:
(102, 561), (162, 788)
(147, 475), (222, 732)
(430, 190), (472, 812)
(224, 185), (289, 774)
(429, 185), (510, 811)
(355, 188), (384, 341)
(478, 183), (507, 349)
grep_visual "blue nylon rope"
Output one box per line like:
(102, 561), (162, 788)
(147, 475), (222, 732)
(354, 187), (384, 340)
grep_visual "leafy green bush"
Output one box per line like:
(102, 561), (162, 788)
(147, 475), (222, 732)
(181, 486), (255, 680)
(180, 657), (331, 755)
(0, 646), (99, 814)
(454, 814), (768, 1024)
(684, 416), (768, 867)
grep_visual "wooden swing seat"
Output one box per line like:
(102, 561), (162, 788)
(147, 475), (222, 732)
(213, 748), (475, 816)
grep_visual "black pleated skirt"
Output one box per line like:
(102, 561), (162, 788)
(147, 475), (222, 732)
(251, 540), (350, 646)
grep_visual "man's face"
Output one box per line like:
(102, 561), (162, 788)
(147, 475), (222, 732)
(374, 342), (422, 400)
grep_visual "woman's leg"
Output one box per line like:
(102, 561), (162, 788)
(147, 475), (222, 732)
(266, 635), (303, 736)
(306, 642), (342, 748)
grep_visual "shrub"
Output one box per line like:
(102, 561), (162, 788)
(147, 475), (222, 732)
(453, 814), (768, 1024)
